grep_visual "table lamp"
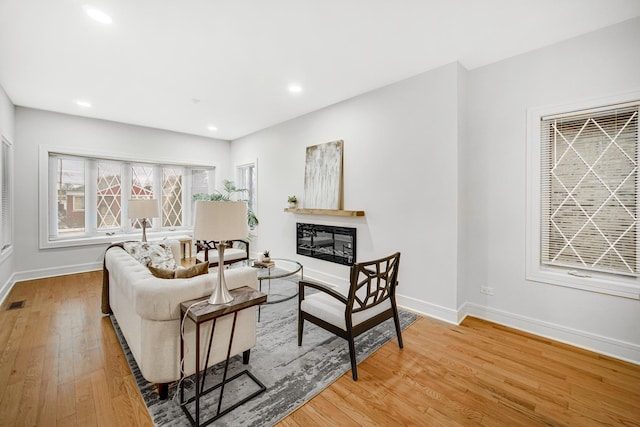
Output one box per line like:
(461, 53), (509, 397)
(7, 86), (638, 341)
(128, 199), (159, 242)
(193, 200), (248, 304)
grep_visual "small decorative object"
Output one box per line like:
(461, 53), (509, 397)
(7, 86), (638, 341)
(262, 249), (271, 262)
(287, 195), (298, 208)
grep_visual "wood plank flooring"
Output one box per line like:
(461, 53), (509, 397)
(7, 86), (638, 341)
(0, 271), (639, 426)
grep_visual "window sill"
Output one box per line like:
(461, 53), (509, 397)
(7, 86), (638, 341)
(40, 230), (193, 250)
(526, 266), (640, 300)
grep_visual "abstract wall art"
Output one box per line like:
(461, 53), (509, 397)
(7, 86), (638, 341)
(303, 140), (343, 209)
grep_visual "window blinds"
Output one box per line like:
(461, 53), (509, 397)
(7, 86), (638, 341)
(1, 139), (11, 251)
(540, 104), (639, 276)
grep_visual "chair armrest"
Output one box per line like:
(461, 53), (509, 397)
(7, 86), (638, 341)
(299, 279), (348, 305)
(232, 239), (250, 257)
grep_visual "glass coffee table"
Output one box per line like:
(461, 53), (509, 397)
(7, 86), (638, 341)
(251, 258), (303, 321)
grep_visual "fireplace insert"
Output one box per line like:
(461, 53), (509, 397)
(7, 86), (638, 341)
(296, 223), (356, 266)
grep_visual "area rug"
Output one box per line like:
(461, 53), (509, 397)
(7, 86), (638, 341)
(111, 277), (418, 427)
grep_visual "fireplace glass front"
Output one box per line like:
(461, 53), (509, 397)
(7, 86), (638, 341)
(296, 223), (356, 266)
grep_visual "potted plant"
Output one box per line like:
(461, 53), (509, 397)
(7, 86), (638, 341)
(287, 195), (298, 208)
(193, 179), (259, 230)
(262, 249), (271, 262)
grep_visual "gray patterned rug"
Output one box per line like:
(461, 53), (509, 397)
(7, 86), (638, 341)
(111, 278), (417, 426)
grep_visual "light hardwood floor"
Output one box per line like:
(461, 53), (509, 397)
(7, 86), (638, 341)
(0, 271), (639, 426)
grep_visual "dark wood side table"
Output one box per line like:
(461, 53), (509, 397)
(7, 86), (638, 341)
(179, 286), (267, 427)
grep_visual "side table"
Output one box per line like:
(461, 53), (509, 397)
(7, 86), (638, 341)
(179, 286), (267, 427)
(179, 237), (192, 259)
(251, 258), (303, 321)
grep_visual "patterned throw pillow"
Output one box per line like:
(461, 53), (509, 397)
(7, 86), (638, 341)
(123, 242), (177, 270)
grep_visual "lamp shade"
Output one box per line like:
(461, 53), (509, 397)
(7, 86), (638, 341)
(128, 199), (159, 219)
(193, 201), (248, 241)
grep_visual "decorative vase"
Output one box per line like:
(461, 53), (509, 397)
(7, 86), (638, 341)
(288, 202), (297, 208)
(263, 257), (271, 262)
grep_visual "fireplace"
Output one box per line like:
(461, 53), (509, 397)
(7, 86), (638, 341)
(296, 223), (356, 266)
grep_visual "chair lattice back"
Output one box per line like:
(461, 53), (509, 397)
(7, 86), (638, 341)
(348, 252), (400, 313)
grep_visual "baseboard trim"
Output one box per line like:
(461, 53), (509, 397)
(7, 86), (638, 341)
(396, 294), (459, 324)
(1, 262), (103, 306)
(0, 272), (16, 307)
(459, 302), (640, 365)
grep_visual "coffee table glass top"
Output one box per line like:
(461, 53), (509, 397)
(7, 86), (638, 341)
(252, 258), (303, 280)
(251, 258), (303, 315)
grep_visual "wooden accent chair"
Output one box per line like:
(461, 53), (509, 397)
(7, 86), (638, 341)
(298, 252), (403, 380)
(194, 239), (250, 267)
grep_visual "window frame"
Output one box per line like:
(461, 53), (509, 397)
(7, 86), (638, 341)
(0, 134), (13, 261)
(39, 146), (216, 249)
(526, 91), (640, 300)
(237, 161), (258, 232)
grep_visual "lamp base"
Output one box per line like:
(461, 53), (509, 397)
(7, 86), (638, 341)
(141, 219), (148, 243)
(207, 242), (234, 305)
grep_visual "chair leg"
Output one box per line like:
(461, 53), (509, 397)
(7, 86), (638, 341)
(298, 316), (304, 346)
(242, 349), (251, 364)
(392, 306), (404, 349)
(348, 336), (358, 380)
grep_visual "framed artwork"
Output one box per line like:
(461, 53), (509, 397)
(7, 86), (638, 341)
(303, 140), (343, 209)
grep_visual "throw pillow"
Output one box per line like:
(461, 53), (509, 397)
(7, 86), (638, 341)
(123, 242), (177, 270)
(175, 262), (209, 278)
(148, 265), (175, 279)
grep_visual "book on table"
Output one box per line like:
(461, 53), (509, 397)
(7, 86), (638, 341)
(254, 260), (275, 268)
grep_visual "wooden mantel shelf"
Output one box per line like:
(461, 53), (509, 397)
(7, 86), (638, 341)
(284, 208), (365, 217)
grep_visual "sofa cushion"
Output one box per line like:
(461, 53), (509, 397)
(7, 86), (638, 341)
(124, 242), (177, 270)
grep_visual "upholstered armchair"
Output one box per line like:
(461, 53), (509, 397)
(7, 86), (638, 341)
(195, 239), (250, 267)
(298, 252), (403, 380)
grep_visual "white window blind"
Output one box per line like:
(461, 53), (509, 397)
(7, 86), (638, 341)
(540, 104), (639, 277)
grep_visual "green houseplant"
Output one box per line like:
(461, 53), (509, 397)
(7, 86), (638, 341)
(193, 179), (259, 229)
(287, 195), (298, 208)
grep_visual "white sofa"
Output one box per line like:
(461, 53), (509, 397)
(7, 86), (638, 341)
(104, 240), (258, 398)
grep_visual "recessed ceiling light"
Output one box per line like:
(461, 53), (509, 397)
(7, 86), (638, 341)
(207, 125), (218, 132)
(288, 84), (303, 94)
(75, 100), (92, 108)
(84, 6), (112, 24)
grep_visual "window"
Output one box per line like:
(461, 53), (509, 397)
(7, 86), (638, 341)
(41, 149), (214, 247)
(190, 168), (215, 222)
(1, 136), (12, 254)
(238, 163), (257, 230)
(527, 94), (640, 299)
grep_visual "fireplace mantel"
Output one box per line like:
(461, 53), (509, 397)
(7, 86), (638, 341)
(284, 208), (365, 217)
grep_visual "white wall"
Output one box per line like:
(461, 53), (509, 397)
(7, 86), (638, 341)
(233, 18), (640, 363)
(13, 108), (231, 278)
(463, 18), (640, 362)
(0, 84), (15, 303)
(232, 62), (461, 322)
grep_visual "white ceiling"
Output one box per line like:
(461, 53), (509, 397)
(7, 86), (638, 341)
(1, 1), (639, 141)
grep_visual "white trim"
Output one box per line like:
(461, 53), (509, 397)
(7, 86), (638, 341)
(459, 302), (640, 365)
(526, 90), (640, 300)
(396, 293), (459, 324)
(0, 271), (16, 307)
(42, 144), (217, 169)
